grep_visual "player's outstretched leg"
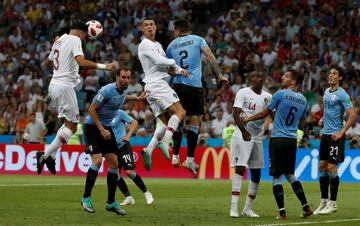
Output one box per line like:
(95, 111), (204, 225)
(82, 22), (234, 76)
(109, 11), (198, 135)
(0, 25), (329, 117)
(142, 124), (167, 170)
(286, 175), (313, 218)
(159, 114), (182, 158)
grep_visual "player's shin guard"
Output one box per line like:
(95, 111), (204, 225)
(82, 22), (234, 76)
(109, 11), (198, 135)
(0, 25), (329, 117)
(186, 125), (199, 159)
(329, 172), (339, 201)
(290, 179), (309, 211)
(83, 164), (100, 198)
(230, 173), (242, 212)
(107, 168), (118, 203)
(117, 175), (130, 197)
(273, 180), (286, 216)
(172, 130), (182, 155)
(162, 115), (180, 146)
(146, 124), (166, 155)
(319, 171), (329, 199)
(44, 124), (73, 159)
(244, 180), (259, 211)
(129, 172), (147, 193)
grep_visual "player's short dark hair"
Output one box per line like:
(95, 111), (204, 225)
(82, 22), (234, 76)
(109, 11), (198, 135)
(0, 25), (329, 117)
(250, 70), (265, 78)
(70, 22), (88, 33)
(142, 17), (156, 25)
(288, 69), (301, 85)
(174, 19), (189, 32)
(331, 66), (344, 77)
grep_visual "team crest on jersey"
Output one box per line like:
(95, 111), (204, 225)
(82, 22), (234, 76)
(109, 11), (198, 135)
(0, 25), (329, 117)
(96, 94), (104, 102)
(264, 98), (269, 105)
(331, 94), (336, 101)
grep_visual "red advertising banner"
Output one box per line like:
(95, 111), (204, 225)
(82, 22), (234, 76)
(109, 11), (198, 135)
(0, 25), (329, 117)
(0, 144), (237, 179)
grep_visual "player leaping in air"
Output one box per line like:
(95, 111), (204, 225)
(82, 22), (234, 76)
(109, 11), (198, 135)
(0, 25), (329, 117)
(137, 18), (188, 171)
(36, 22), (117, 175)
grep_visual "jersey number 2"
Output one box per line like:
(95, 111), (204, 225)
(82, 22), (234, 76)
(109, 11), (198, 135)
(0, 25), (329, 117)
(179, 50), (189, 69)
(285, 106), (298, 126)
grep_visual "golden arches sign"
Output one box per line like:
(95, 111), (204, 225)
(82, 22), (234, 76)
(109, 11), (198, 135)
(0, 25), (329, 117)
(198, 147), (235, 179)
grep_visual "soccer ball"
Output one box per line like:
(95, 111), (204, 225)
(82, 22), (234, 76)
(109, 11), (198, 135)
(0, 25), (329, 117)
(86, 20), (103, 40)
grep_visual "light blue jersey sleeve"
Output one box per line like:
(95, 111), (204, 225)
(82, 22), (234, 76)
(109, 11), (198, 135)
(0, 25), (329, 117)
(267, 90), (282, 111)
(111, 110), (134, 148)
(93, 87), (111, 108)
(341, 90), (353, 110)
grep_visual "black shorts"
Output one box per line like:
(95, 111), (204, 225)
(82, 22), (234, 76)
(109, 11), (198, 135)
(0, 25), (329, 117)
(173, 83), (203, 116)
(83, 124), (118, 155)
(269, 138), (297, 176)
(117, 141), (136, 170)
(319, 134), (345, 164)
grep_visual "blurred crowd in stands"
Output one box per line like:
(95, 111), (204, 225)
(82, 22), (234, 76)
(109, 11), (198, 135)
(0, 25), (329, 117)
(1, 0), (360, 148)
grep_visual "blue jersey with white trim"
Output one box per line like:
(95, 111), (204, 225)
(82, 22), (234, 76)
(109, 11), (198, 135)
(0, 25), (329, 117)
(85, 83), (127, 127)
(110, 110), (134, 149)
(323, 87), (353, 135)
(267, 89), (307, 138)
(166, 34), (208, 88)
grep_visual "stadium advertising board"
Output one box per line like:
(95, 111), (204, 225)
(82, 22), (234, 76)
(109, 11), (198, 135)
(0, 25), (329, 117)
(0, 144), (359, 182)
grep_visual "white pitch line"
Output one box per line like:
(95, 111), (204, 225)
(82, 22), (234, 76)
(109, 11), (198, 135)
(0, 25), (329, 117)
(257, 218), (360, 226)
(0, 182), (106, 187)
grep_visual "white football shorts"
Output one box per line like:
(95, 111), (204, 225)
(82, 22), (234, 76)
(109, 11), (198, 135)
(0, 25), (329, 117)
(230, 135), (264, 169)
(145, 79), (180, 117)
(48, 83), (80, 123)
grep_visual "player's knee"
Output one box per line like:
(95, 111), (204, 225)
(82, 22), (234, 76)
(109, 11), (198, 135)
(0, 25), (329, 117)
(91, 155), (102, 167)
(250, 169), (261, 183)
(327, 164), (337, 173)
(235, 166), (246, 176)
(177, 108), (186, 120)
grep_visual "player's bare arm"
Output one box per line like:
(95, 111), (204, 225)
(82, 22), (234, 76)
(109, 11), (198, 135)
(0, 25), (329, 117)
(332, 107), (356, 141)
(123, 119), (138, 142)
(233, 107), (251, 141)
(88, 103), (111, 140)
(75, 55), (117, 71)
(242, 108), (271, 123)
(125, 90), (149, 101)
(202, 46), (228, 84)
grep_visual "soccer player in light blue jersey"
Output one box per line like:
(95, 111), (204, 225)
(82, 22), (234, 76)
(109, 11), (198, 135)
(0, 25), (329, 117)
(314, 67), (356, 215)
(81, 68), (146, 215)
(160, 19), (227, 176)
(110, 110), (154, 206)
(243, 70), (313, 219)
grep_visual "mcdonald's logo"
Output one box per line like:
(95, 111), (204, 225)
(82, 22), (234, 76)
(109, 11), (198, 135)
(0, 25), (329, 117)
(199, 147), (234, 179)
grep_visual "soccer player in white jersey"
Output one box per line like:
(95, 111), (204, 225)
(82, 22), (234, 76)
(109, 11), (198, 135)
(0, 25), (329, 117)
(137, 18), (189, 171)
(230, 71), (272, 218)
(36, 22), (117, 174)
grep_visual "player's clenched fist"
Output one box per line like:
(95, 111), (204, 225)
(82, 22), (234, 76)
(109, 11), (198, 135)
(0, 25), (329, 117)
(106, 63), (117, 71)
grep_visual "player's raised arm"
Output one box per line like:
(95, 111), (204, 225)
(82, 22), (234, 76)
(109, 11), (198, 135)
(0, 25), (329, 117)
(75, 55), (117, 71)
(201, 46), (228, 84)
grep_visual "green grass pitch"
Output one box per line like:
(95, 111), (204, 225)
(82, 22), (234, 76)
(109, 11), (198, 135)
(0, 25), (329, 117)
(0, 175), (359, 226)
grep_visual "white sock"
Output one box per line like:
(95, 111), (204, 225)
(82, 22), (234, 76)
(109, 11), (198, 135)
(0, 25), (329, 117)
(44, 125), (73, 159)
(321, 198), (328, 204)
(146, 124), (166, 155)
(186, 157), (194, 163)
(161, 115), (180, 146)
(173, 154), (179, 160)
(244, 181), (259, 211)
(231, 173), (242, 212)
